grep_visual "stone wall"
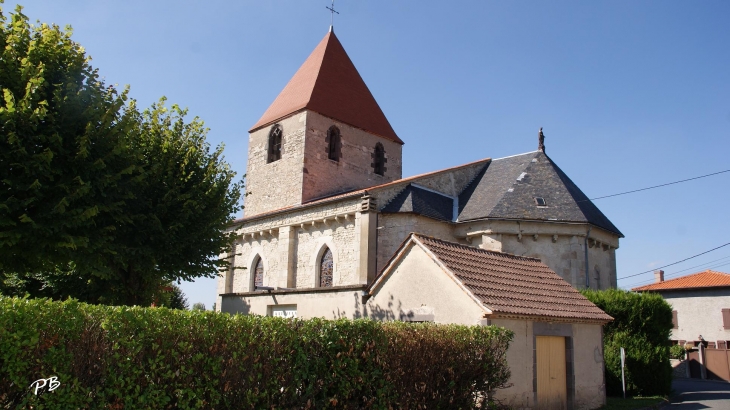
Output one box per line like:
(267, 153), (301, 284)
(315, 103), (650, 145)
(244, 112), (307, 217)
(375, 213), (458, 273)
(302, 111), (403, 202)
(217, 197), (365, 300)
(456, 220), (619, 290)
(220, 286), (366, 319)
(294, 218), (358, 288)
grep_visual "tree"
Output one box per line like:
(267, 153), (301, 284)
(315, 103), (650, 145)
(0, 4), (242, 305)
(582, 289), (673, 396)
(154, 283), (188, 310)
(0, 4), (139, 275)
(191, 302), (205, 311)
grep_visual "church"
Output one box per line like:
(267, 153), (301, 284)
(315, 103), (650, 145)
(217, 28), (620, 409)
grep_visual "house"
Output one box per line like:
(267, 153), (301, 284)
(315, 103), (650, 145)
(217, 27), (619, 409)
(367, 233), (612, 409)
(633, 269), (730, 348)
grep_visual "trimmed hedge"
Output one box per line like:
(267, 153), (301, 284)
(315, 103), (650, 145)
(0, 296), (513, 409)
(581, 289), (673, 396)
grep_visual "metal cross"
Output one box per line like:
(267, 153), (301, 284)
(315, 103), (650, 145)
(326, 0), (339, 29)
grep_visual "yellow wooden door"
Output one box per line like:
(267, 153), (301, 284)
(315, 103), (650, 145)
(536, 336), (567, 410)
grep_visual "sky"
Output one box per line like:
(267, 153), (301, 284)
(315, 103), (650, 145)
(5, 0), (729, 309)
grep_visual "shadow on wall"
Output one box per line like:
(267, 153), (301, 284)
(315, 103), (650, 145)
(332, 293), (402, 321)
(222, 297), (252, 315)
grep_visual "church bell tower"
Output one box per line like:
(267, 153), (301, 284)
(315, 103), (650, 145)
(244, 30), (403, 218)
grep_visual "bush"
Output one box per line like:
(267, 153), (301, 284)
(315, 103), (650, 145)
(0, 296), (513, 409)
(670, 344), (686, 360)
(581, 289), (673, 396)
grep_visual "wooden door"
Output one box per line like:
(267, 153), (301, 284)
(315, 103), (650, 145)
(536, 336), (567, 410)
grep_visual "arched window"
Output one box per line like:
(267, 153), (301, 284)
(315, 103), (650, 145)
(319, 247), (333, 288)
(372, 142), (386, 176)
(267, 125), (282, 163)
(326, 126), (341, 161)
(252, 256), (264, 289)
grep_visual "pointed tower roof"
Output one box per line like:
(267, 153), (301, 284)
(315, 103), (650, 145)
(250, 31), (402, 144)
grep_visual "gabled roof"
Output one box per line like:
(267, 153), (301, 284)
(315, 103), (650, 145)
(233, 158), (490, 224)
(381, 184), (454, 221)
(371, 234), (613, 323)
(250, 30), (402, 144)
(457, 151), (623, 236)
(632, 270), (730, 292)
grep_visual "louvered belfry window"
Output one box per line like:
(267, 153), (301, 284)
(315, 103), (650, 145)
(327, 126), (341, 161)
(253, 257), (264, 288)
(267, 125), (282, 163)
(319, 247), (333, 288)
(372, 143), (386, 176)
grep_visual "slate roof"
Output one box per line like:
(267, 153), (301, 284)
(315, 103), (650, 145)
(413, 234), (613, 322)
(632, 270), (730, 292)
(380, 184), (454, 221)
(458, 151), (623, 236)
(233, 158), (491, 224)
(234, 149), (621, 239)
(250, 30), (402, 144)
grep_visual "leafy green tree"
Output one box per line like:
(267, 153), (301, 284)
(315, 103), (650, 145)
(154, 283), (188, 310)
(0, 4), (242, 305)
(191, 302), (205, 311)
(582, 289), (673, 396)
(0, 4), (139, 275)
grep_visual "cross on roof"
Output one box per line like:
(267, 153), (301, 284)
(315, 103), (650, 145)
(326, 0), (339, 31)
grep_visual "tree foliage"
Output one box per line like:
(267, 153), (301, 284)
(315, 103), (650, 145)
(153, 283), (188, 310)
(0, 4), (242, 305)
(582, 289), (673, 396)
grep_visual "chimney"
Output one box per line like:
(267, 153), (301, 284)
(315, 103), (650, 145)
(654, 270), (665, 283)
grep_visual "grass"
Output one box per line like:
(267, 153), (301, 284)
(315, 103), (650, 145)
(600, 396), (667, 410)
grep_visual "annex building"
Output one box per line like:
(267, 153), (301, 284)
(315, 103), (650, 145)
(217, 28), (620, 409)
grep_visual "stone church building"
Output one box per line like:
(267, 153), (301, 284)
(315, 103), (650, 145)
(217, 29), (621, 409)
(217, 29), (622, 315)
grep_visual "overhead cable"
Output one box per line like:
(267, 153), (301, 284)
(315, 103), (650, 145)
(579, 169), (730, 202)
(617, 242), (730, 281)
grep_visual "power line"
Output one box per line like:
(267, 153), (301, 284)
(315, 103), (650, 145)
(626, 257), (730, 287)
(579, 169), (730, 202)
(617, 242), (730, 281)
(623, 258), (730, 288)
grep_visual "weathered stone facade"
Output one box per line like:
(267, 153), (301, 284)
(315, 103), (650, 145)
(303, 111), (402, 202)
(244, 110), (402, 218)
(456, 220), (619, 289)
(244, 113), (308, 217)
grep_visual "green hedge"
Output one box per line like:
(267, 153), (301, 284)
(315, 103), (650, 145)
(0, 296), (513, 409)
(581, 289), (673, 396)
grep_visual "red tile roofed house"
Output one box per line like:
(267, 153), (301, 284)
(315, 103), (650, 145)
(365, 234), (612, 410)
(633, 270), (730, 349)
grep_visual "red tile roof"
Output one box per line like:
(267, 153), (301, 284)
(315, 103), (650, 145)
(250, 30), (402, 144)
(632, 270), (730, 292)
(373, 234), (613, 323)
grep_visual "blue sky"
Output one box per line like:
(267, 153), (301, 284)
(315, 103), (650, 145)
(6, 1), (729, 309)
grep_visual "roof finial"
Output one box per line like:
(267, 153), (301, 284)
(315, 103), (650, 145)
(326, 0), (339, 32)
(538, 127), (545, 153)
